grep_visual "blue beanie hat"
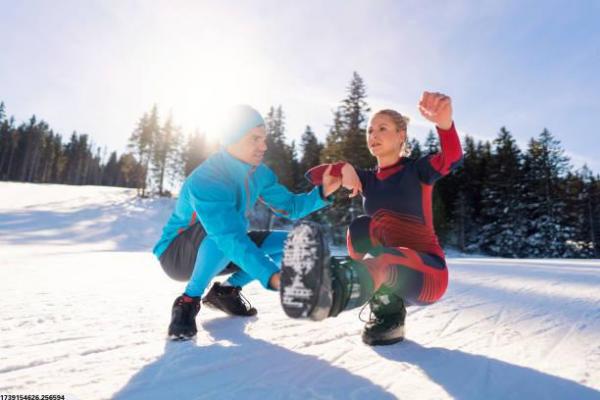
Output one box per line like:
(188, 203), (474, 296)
(220, 105), (265, 146)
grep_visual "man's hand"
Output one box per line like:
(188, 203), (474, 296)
(341, 163), (362, 198)
(269, 272), (280, 290)
(322, 164), (342, 197)
(419, 91), (453, 130)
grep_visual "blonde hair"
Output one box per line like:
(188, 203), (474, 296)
(372, 109), (411, 157)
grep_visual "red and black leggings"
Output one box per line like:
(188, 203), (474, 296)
(346, 215), (448, 306)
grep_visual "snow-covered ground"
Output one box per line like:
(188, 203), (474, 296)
(1, 182), (599, 400)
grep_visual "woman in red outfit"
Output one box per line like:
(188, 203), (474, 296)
(280, 91), (463, 345)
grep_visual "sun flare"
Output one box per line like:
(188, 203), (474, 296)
(141, 28), (272, 144)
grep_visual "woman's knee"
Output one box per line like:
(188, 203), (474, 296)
(416, 267), (448, 305)
(346, 215), (375, 260)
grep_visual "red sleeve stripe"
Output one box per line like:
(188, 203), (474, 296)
(429, 122), (463, 175)
(304, 162), (345, 185)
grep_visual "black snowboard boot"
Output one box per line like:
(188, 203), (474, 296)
(168, 294), (201, 341)
(362, 292), (406, 346)
(202, 282), (257, 316)
(280, 221), (374, 321)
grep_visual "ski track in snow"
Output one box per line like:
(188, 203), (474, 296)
(1, 182), (599, 400)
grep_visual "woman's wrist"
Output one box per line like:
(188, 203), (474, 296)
(436, 120), (453, 131)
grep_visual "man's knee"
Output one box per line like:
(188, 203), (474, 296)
(247, 230), (272, 247)
(159, 256), (193, 282)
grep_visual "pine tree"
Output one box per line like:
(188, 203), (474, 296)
(478, 127), (528, 257)
(588, 173), (600, 256)
(563, 167), (597, 257)
(424, 130), (439, 154)
(49, 133), (64, 183)
(128, 106), (160, 196)
(80, 134), (92, 184)
(298, 125), (323, 190)
(183, 130), (209, 177)
(63, 132), (84, 184)
(39, 131), (58, 183)
(85, 145), (103, 185)
(407, 137), (422, 159)
(26, 117), (49, 182)
(151, 113), (182, 196)
(16, 116), (34, 182)
(167, 124), (184, 192)
(102, 151), (120, 186)
(117, 152), (144, 188)
(340, 72), (373, 169)
(522, 129), (575, 257)
(320, 109), (345, 163)
(263, 106), (295, 189)
(319, 72), (373, 240)
(289, 140), (303, 191)
(0, 109), (17, 180)
(451, 190), (470, 251)
(448, 137), (494, 253)
(457, 136), (486, 251)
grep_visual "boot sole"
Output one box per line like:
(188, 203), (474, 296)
(362, 335), (404, 346)
(202, 298), (257, 317)
(167, 324), (197, 341)
(362, 325), (405, 346)
(280, 221), (331, 320)
(168, 333), (196, 341)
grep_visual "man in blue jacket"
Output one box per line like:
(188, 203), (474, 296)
(153, 105), (341, 340)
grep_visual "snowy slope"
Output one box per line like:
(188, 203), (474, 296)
(1, 182), (599, 400)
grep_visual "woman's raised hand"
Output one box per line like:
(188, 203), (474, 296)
(418, 91), (453, 130)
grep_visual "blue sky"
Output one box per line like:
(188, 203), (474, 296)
(1, 0), (599, 171)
